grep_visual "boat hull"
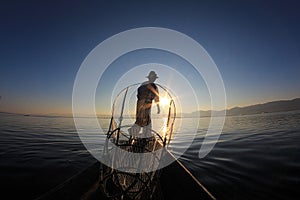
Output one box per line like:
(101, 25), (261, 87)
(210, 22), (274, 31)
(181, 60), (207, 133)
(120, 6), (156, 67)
(36, 151), (215, 200)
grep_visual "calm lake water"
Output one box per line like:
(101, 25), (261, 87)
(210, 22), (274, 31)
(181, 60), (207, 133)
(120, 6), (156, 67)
(0, 111), (300, 199)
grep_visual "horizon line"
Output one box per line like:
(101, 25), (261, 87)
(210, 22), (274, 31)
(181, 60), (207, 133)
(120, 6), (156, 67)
(1, 97), (299, 117)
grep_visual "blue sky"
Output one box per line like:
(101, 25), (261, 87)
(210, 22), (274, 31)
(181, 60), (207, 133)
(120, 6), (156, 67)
(0, 0), (300, 115)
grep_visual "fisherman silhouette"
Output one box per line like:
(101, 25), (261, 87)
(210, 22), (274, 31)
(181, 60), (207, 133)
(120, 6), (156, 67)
(128, 71), (160, 138)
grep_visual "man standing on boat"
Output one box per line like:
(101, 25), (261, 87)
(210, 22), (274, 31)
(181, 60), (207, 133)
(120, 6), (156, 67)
(129, 71), (160, 138)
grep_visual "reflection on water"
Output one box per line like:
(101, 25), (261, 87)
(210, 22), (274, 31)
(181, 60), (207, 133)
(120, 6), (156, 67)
(181, 111), (300, 200)
(0, 111), (300, 199)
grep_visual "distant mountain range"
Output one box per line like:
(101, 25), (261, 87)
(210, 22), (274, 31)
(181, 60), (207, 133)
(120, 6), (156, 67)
(1, 98), (300, 118)
(182, 98), (300, 117)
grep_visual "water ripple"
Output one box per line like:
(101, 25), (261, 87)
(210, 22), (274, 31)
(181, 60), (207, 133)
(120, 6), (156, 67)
(1, 112), (300, 199)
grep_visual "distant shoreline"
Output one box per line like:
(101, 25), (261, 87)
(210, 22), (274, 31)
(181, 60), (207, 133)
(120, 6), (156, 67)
(1, 98), (300, 118)
(181, 98), (300, 118)
(1, 110), (300, 119)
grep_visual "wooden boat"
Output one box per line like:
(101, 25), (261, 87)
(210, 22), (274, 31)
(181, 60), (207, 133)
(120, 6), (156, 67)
(36, 84), (216, 200)
(35, 153), (215, 200)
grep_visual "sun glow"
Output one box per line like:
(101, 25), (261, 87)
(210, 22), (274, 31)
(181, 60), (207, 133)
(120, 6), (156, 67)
(160, 96), (171, 106)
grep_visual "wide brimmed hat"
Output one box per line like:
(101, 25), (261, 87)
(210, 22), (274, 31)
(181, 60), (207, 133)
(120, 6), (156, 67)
(146, 71), (158, 78)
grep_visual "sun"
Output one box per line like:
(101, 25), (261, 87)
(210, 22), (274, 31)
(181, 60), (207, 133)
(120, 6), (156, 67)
(160, 96), (170, 106)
